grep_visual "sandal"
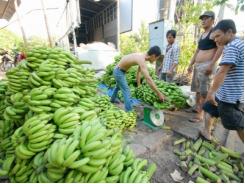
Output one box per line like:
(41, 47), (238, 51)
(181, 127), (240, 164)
(189, 117), (203, 123)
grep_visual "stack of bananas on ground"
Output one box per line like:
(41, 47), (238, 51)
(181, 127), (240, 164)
(100, 106), (137, 130)
(0, 46), (156, 183)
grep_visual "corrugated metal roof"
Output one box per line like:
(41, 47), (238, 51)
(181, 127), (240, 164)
(0, 0), (20, 20)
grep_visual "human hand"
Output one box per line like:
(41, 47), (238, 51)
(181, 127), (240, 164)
(158, 93), (166, 102)
(166, 70), (173, 77)
(206, 92), (217, 106)
(205, 64), (213, 75)
(187, 65), (193, 74)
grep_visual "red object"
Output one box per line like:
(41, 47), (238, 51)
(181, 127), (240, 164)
(20, 53), (26, 60)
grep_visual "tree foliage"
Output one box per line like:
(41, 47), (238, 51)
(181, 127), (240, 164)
(0, 29), (21, 54)
(120, 22), (149, 55)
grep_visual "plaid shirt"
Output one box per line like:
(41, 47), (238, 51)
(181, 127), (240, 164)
(161, 42), (180, 73)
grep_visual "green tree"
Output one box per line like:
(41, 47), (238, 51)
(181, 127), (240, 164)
(120, 22), (149, 55)
(0, 29), (21, 54)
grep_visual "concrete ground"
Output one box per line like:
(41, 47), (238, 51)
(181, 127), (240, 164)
(124, 122), (190, 183)
(123, 104), (244, 183)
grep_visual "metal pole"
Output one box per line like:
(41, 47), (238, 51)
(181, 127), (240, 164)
(40, 0), (52, 47)
(68, 1), (77, 55)
(14, 0), (27, 47)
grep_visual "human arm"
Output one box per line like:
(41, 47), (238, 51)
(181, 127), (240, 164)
(205, 46), (224, 75)
(139, 63), (165, 101)
(136, 66), (141, 86)
(206, 44), (239, 105)
(206, 65), (231, 105)
(187, 48), (199, 73)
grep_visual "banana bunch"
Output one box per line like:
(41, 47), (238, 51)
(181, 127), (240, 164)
(29, 152), (46, 182)
(11, 127), (26, 148)
(0, 120), (14, 140)
(6, 61), (30, 93)
(0, 80), (7, 99)
(94, 95), (112, 112)
(32, 60), (59, 86)
(0, 137), (15, 156)
(83, 167), (109, 183)
(108, 151), (125, 177)
(52, 87), (80, 108)
(20, 114), (55, 154)
(78, 121), (111, 173)
(27, 86), (56, 113)
(64, 169), (85, 183)
(79, 110), (98, 122)
(120, 161), (157, 183)
(9, 158), (33, 183)
(29, 71), (51, 88)
(0, 155), (15, 177)
(46, 138), (81, 168)
(119, 159), (151, 183)
(52, 68), (74, 88)
(124, 111), (137, 130)
(26, 47), (50, 70)
(123, 145), (136, 166)
(119, 167), (148, 183)
(101, 107), (137, 130)
(110, 132), (123, 155)
(78, 98), (97, 111)
(53, 108), (80, 135)
(3, 92), (29, 122)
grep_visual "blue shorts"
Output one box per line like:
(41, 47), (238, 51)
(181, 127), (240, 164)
(203, 99), (244, 130)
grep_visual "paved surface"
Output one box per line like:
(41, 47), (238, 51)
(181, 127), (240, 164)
(134, 105), (243, 153)
(123, 122), (185, 183)
(123, 106), (244, 182)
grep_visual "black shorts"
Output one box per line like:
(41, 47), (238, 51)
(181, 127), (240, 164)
(203, 100), (244, 130)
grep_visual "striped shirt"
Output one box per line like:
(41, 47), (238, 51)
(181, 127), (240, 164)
(161, 42), (180, 73)
(216, 37), (244, 104)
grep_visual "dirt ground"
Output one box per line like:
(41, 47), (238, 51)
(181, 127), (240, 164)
(124, 121), (191, 183)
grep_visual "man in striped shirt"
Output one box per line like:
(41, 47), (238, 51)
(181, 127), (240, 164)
(201, 19), (244, 142)
(160, 30), (180, 82)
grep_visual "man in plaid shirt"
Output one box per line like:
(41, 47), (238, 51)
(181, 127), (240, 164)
(160, 30), (180, 82)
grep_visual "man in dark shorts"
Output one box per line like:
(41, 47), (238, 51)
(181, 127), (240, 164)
(187, 11), (223, 122)
(201, 19), (244, 142)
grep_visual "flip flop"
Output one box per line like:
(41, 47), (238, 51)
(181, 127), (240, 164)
(189, 118), (203, 123)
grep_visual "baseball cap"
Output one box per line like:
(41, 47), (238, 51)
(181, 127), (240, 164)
(199, 11), (215, 19)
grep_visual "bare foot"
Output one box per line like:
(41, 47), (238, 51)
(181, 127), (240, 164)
(200, 129), (212, 141)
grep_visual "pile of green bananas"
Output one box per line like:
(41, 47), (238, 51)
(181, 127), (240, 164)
(0, 46), (156, 182)
(0, 119), (156, 183)
(173, 138), (244, 183)
(100, 107), (137, 130)
(136, 80), (187, 110)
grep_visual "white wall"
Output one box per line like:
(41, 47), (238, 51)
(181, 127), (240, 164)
(131, 0), (159, 33)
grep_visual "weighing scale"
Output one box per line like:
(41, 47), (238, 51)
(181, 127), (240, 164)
(142, 105), (165, 130)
